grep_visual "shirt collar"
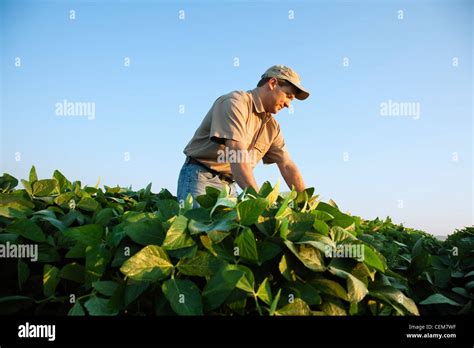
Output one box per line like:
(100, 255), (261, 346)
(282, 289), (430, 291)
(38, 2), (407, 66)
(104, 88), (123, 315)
(249, 88), (267, 116)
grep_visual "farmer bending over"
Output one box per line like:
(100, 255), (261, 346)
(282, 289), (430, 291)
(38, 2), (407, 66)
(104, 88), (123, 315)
(177, 65), (310, 206)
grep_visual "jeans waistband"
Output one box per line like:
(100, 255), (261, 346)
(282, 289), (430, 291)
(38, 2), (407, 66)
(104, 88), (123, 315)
(185, 157), (235, 184)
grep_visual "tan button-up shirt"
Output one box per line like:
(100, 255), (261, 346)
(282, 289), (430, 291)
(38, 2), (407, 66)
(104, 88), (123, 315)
(183, 88), (290, 177)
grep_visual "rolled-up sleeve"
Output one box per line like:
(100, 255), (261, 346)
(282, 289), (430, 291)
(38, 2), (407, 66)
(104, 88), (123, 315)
(210, 97), (248, 145)
(262, 124), (291, 164)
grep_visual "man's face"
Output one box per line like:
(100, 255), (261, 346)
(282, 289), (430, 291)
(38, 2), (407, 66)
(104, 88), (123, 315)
(264, 79), (296, 114)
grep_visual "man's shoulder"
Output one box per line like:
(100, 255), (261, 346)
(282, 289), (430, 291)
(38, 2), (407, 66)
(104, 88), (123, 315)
(217, 90), (251, 106)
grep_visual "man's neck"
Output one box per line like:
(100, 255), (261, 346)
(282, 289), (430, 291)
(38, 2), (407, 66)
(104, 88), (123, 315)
(254, 87), (268, 114)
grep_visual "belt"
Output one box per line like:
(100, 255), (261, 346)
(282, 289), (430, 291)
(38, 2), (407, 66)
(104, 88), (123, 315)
(186, 157), (235, 184)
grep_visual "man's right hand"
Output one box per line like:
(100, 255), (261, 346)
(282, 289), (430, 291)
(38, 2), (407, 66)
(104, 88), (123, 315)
(225, 139), (259, 192)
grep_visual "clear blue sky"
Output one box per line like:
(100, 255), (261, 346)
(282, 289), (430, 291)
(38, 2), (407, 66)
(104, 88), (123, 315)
(1, 0), (472, 236)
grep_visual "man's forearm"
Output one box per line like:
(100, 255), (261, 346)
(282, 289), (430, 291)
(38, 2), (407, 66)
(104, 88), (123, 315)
(279, 161), (305, 192)
(230, 162), (259, 192)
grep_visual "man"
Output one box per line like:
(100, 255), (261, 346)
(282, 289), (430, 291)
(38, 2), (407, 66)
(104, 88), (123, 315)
(177, 65), (310, 206)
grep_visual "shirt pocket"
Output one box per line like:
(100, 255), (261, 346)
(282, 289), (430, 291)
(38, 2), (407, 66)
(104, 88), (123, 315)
(252, 141), (270, 162)
(254, 141), (270, 153)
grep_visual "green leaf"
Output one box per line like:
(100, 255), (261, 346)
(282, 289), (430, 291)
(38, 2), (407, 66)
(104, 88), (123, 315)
(0, 172), (17, 189)
(264, 180), (280, 207)
(284, 282), (322, 306)
(464, 270), (474, 278)
(53, 170), (70, 193)
(310, 279), (349, 301)
(43, 265), (60, 297)
(227, 264), (255, 294)
(237, 198), (267, 226)
(314, 202), (344, 223)
(32, 179), (58, 197)
(275, 191), (297, 219)
(434, 268), (451, 288)
(162, 279), (203, 315)
(6, 218), (45, 242)
(451, 287), (471, 299)
(93, 208), (116, 226)
(54, 192), (76, 207)
(120, 245), (173, 282)
(275, 298), (311, 316)
(64, 224), (103, 246)
(411, 237), (425, 258)
(279, 254), (297, 281)
(313, 219), (329, 236)
(257, 278), (272, 305)
(125, 280), (150, 306)
(210, 197), (237, 216)
(177, 251), (224, 277)
(331, 213), (355, 229)
(298, 232), (336, 254)
(362, 244), (386, 273)
(284, 241), (325, 272)
(0, 195), (35, 218)
(65, 242), (86, 259)
(321, 296), (347, 315)
(84, 296), (118, 316)
(328, 199), (338, 208)
(286, 212), (315, 241)
(21, 179), (33, 196)
(196, 188), (219, 208)
(183, 209), (209, 225)
(258, 181), (273, 197)
(162, 215), (195, 250)
(155, 199), (180, 221)
(0, 233), (19, 243)
(419, 294), (462, 306)
(235, 227), (258, 262)
(124, 219), (165, 246)
(257, 241), (282, 264)
(29, 165), (38, 183)
(37, 244), (60, 262)
(207, 230), (230, 244)
(60, 263), (85, 283)
(0, 173), (18, 191)
(328, 266), (368, 302)
(269, 289), (282, 315)
(312, 210), (334, 222)
(85, 244), (112, 285)
(408, 252), (431, 278)
(93, 281), (119, 296)
(188, 218), (237, 235)
(68, 302), (85, 316)
(30, 211), (66, 232)
(202, 267), (244, 311)
(77, 197), (100, 212)
(369, 286), (419, 315)
(183, 193), (194, 211)
(330, 226), (357, 243)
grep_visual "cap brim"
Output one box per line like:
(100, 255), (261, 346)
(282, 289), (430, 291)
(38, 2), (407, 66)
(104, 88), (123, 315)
(288, 81), (310, 100)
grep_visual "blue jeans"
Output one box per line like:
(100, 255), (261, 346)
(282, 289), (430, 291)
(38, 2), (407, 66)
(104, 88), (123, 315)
(177, 160), (238, 208)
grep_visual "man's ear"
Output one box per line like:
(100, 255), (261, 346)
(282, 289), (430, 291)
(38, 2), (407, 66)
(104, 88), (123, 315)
(267, 77), (278, 91)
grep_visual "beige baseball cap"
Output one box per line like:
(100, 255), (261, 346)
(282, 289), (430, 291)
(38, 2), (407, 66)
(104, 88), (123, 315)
(261, 65), (310, 100)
